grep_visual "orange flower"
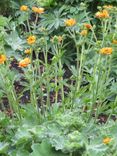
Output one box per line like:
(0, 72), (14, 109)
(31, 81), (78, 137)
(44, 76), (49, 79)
(32, 7), (38, 13)
(20, 5), (28, 11)
(0, 54), (6, 64)
(24, 49), (32, 54)
(19, 58), (31, 67)
(84, 23), (92, 29)
(32, 7), (44, 14)
(95, 10), (109, 18)
(27, 36), (36, 45)
(103, 137), (112, 144)
(65, 19), (76, 27)
(112, 40), (117, 44)
(99, 47), (113, 55)
(80, 30), (88, 36)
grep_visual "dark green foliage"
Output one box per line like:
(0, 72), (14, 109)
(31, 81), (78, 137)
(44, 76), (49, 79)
(0, 0), (11, 15)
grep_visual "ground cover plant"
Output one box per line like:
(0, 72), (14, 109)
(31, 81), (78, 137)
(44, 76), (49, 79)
(0, 0), (117, 156)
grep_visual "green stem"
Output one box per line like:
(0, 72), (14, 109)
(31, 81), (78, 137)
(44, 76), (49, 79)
(59, 58), (64, 103)
(106, 96), (117, 124)
(0, 70), (21, 119)
(88, 55), (101, 120)
(35, 14), (39, 26)
(106, 55), (112, 82)
(70, 153), (72, 156)
(29, 65), (37, 109)
(37, 50), (44, 113)
(69, 33), (80, 106)
(77, 44), (84, 92)
(54, 44), (64, 103)
(55, 67), (58, 104)
(27, 19), (31, 33)
(44, 42), (50, 110)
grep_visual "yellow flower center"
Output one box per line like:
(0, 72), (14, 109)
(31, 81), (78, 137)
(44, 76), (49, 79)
(19, 58), (31, 67)
(95, 10), (109, 19)
(65, 19), (76, 27)
(32, 7), (44, 14)
(0, 54), (7, 64)
(27, 36), (36, 45)
(103, 137), (112, 144)
(20, 5), (28, 11)
(99, 47), (113, 55)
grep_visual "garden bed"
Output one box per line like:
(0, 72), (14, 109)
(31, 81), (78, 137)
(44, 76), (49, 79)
(0, 0), (117, 156)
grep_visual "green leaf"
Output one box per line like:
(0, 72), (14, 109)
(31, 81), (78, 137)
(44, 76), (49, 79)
(5, 31), (25, 51)
(0, 111), (9, 127)
(0, 142), (9, 154)
(87, 142), (108, 156)
(37, 0), (55, 7)
(17, 149), (30, 156)
(30, 140), (67, 156)
(5, 46), (21, 59)
(0, 16), (9, 27)
(13, 128), (32, 146)
(39, 8), (66, 32)
(9, 149), (29, 156)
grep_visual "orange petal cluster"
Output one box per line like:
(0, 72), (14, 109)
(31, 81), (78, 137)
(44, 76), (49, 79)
(0, 54), (7, 64)
(19, 58), (31, 67)
(32, 7), (44, 14)
(20, 5), (28, 11)
(65, 19), (76, 27)
(103, 137), (112, 144)
(84, 23), (92, 29)
(95, 10), (109, 18)
(27, 36), (36, 45)
(99, 47), (113, 55)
